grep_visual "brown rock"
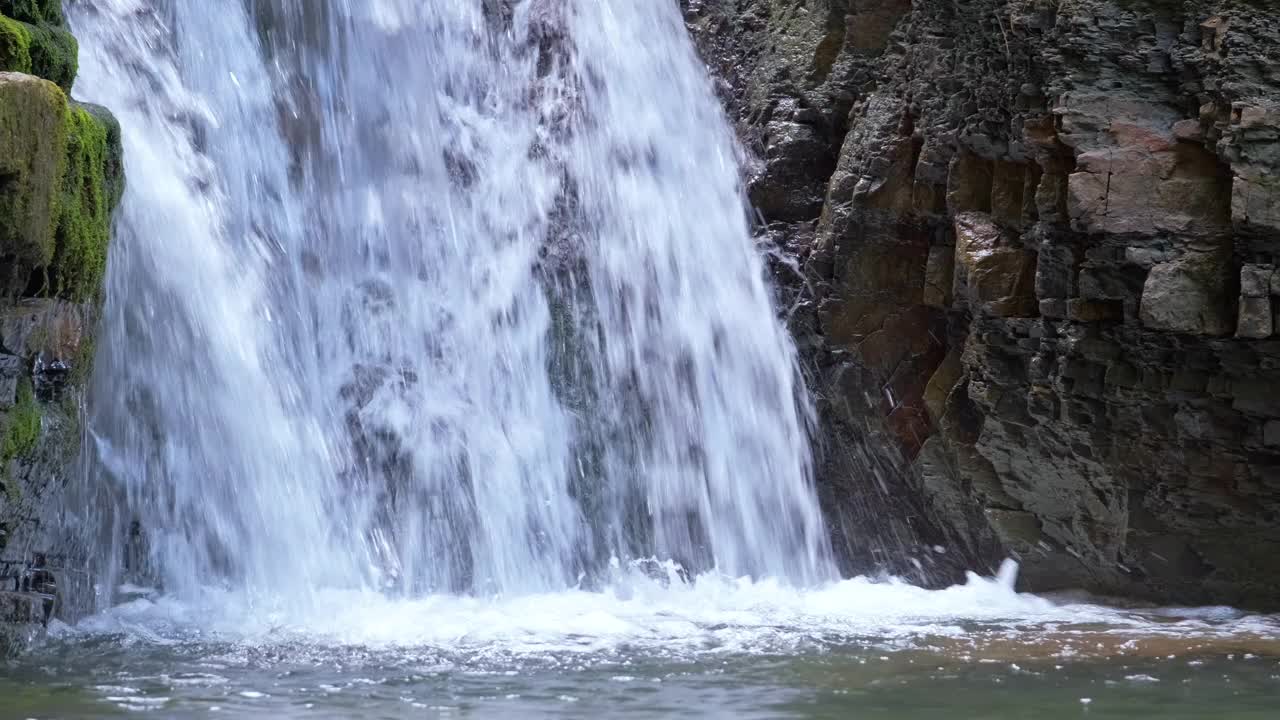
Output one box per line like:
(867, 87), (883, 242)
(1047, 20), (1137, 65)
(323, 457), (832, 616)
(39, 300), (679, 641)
(947, 153), (993, 213)
(1173, 119), (1204, 142)
(923, 245), (954, 308)
(953, 212), (1038, 317)
(991, 160), (1029, 228)
(923, 348), (963, 424)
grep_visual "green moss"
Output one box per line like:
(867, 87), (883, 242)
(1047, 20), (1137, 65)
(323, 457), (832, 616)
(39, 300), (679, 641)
(20, 20), (75, 91)
(2, 378), (41, 480)
(49, 104), (113, 300)
(0, 0), (62, 26)
(0, 8), (77, 92)
(0, 14), (32, 74)
(81, 102), (123, 207)
(69, 331), (93, 386)
(0, 72), (69, 292)
(1, 71), (120, 300)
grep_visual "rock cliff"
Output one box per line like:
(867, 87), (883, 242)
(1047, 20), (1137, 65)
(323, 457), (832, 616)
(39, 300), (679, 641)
(686, 0), (1280, 608)
(0, 0), (122, 655)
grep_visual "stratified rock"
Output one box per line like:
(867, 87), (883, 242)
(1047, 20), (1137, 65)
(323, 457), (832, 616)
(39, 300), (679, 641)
(1241, 264), (1273, 298)
(684, 0), (1280, 608)
(1139, 252), (1232, 336)
(1237, 297), (1273, 339)
(953, 212), (1037, 318)
(1237, 264), (1275, 339)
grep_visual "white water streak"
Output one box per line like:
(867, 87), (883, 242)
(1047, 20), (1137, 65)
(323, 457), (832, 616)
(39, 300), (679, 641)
(68, 0), (830, 607)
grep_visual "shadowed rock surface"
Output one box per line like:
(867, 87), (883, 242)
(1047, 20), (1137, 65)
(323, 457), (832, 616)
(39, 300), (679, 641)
(685, 0), (1280, 608)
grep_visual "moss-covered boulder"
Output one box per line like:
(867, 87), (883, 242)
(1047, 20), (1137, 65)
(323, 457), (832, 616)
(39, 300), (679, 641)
(0, 71), (68, 289)
(0, 15), (31, 75)
(0, 9), (77, 93)
(0, 71), (122, 301)
(19, 20), (74, 92)
(52, 103), (117, 299)
(1, 377), (39, 485)
(0, 0), (61, 26)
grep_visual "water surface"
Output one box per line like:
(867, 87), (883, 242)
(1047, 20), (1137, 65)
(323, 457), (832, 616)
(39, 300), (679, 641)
(6, 571), (1279, 718)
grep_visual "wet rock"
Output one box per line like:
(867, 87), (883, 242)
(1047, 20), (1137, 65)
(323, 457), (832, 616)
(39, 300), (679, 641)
(0, 591), (44, 657)
(953, 212), (1037, 318)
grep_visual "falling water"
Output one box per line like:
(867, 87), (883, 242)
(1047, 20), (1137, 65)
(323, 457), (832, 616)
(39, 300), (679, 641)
(12, 5), (1280, 718)
(65, 0), (831, 607)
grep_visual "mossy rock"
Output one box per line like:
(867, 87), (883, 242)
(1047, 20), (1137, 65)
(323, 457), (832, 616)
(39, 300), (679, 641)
(20, 20), (75, 91)
(79, 102), (123, 207)
(0, 71), (68, 292)
(0, 14), (31, 75)
(0, 10), (77, 91)
(0, 71), (121, 300)
(0, 0), (62, 26)
(1, 377), (40, 484)
(50, 103), (116, 299)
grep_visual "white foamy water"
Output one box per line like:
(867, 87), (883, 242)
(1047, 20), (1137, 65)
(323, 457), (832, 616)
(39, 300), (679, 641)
(29, 564), (1280, 719)
(67, 0), (828, 611)
(62, 562), (1280, 662)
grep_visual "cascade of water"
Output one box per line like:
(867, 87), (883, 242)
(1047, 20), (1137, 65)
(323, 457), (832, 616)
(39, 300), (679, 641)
(66, 0), (833, 606)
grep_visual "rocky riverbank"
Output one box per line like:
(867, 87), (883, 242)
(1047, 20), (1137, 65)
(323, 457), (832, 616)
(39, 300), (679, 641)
(685, 0), (1280, 608)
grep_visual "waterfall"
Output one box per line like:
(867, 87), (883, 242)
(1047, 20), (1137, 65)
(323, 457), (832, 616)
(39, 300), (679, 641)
(66, 0), (832, 607)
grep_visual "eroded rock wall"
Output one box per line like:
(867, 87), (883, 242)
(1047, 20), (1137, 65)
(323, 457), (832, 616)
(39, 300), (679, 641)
(686, 0), (1280, 607)
(0, 0), (122, 654)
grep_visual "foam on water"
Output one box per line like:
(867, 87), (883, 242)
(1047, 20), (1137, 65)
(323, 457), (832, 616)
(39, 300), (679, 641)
(61, 562), (1279, 661)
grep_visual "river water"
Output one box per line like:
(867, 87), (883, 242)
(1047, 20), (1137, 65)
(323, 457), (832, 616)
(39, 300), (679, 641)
(8, 1), (1276, 717)
(5, 570), (1280, 717)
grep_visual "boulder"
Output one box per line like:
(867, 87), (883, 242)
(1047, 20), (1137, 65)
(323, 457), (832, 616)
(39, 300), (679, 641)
(0, 71), (67, 282)
(0, 10), (77, 92)
(0, 0), (62, 26)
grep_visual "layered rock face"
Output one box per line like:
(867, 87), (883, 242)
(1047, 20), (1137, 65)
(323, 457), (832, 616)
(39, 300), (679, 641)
(687, 0), (1280, 607)
(0, 0), (122, 654)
